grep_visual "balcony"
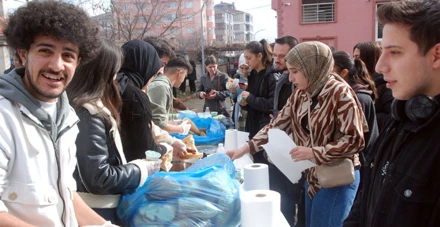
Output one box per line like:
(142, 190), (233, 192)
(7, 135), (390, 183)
(302, 2), (334, 23)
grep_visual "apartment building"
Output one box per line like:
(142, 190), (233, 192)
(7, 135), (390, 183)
(103, 0), (216, 49)
(214, 1), (254, 45)
(272, 0), (393, 53)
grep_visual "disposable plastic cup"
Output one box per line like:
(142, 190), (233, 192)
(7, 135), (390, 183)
(145, 150), (161, 161)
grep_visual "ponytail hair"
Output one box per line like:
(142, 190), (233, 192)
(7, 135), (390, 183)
(333, 51), (377, 100)
(245, 39), (273, 68)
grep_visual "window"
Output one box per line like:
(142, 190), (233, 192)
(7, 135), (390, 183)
(245, 24), (250, 31)
(156, 23), (161, 28)
(186, 1), (193, 8)
(376, 2), (391, 41)
(206, 15), (214, 22)
(154, 9), (159, 15)
(138, 16), (146, 23)
(122, 5), (129, 12)
(302, 0), (334, 23)
(245, 14), (252, 23)
(162, 14), (176, 22)
(233, 14), (240, 21)
(216, 35), (224, 41)
(216, 23), (225, 29)
(136, 3), (147, 10)
(187, 27), (195, 33)
(166, 2), (178, 9)
(187, 15), (193, 21)
(215, 14), (222, 19)
(234, 24), (240, 30)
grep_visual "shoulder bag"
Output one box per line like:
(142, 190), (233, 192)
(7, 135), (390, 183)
(308, 100), (355, 188)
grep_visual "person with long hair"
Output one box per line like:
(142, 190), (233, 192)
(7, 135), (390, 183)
(240, 39), (277, 163)
(227, 41), (366, 227)
(333, 51), (379, 163)
(67, 39), (157, 224)
(353, 41), (394, 132)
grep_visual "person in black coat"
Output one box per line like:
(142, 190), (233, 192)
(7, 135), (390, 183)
(240, 39), (276, 163)
(345, 1), (440, 226)
(187, 60), (197, 93)
(67, 39), (156, 223)
(116, 40), (172, 162)
(333, 51), (379, 163)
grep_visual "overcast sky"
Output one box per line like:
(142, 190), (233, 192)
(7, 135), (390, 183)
(214, 0), (277, 42)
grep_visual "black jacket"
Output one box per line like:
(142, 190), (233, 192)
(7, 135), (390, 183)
(351, 83), (379, 164)
(374, 73), (394, 132)
(273, 72), (294, 117)
(116, 39), (167, 161)
(74, 107), (141, 195)
(187, 61), (197, 81)
(119, 82), (167, 161)
(344, 101), (440, 227)
(242, 67), (276, 139)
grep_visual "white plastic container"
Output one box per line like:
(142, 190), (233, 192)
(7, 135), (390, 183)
(205, 107), (212, 118)
(217, 143), (226, 153)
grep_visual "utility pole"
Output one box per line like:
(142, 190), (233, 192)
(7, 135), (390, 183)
(200, 0), (207, 75)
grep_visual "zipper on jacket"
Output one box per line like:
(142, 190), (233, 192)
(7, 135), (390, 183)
(54, 119), (79, 226)
(22, 111), (79, 226)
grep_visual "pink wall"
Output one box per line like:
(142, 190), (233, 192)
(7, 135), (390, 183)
(274, 0), (391, 54)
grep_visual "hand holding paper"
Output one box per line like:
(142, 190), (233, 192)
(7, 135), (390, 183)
(261, 129), (316, 184)
(290, 146), (315, 161)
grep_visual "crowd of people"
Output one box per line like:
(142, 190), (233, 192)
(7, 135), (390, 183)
(0, 0), (439, 226)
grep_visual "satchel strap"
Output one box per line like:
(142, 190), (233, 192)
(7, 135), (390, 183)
(307, 98), (314, 147)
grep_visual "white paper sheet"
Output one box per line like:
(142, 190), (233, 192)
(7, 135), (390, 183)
(225, 130), (253, 170)
(262, 129), (316, 184)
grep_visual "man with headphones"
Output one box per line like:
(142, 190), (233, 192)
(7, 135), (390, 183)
(344, 1), (440, 226)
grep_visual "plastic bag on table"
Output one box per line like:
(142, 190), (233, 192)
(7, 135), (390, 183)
(172, 113), (226, 145)
(117, 154), (241, 227)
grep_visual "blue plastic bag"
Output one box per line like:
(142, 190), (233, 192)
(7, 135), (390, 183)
(117, 154), (241, 227)
(172, 113), (226, 145)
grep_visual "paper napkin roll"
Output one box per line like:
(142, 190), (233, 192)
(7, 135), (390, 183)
(241, 190), (281, 227)
(224, 129), (238, 151)
(243, 163), (269, 191)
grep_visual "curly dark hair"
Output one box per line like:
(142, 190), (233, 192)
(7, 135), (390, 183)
(3, 1), (101, 63)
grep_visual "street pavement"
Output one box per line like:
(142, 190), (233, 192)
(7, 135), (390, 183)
(181, 93), (204, 112)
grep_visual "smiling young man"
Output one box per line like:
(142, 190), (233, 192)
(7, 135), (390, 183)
(0, 1), (110, 226)
(344, 1), (440, 226)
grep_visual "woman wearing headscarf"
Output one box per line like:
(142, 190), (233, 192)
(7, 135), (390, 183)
(227, 41), (366, 227)
(116, 39), (178, 162)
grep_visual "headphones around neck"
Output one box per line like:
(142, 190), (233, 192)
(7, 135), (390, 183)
(391, 94), (439, 122)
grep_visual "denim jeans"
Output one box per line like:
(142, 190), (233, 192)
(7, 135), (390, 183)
(304, 169), (360, 227)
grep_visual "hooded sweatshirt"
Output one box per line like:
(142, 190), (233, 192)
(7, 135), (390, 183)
(116, 39), (169, 161)
(0, 68), (79, 226)
(0, 68), (71, 139)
